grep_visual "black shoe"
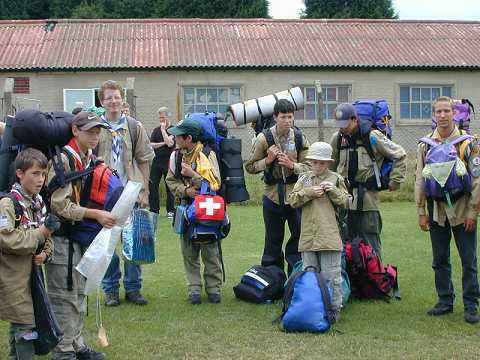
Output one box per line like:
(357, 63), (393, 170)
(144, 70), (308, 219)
(51, 351), (77, 360)
(104, 292), (120, 307)
(125, 291), (148, 305)
(464, 309), (480, 324)
(76, 347), (105, 360)
(189, 294), (201, 305)
(427, 303), (453, 316)
(207, 293), (221, 304)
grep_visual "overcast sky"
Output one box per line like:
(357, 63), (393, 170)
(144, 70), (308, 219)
(268, 0), (480, 20)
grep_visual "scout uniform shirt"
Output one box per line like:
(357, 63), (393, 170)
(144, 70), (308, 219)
(330, 129), (407, 211)
(245, 126), (310, 205)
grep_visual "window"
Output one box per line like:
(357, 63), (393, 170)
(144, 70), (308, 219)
(13, 77), (30, 94)
(183, 86), (241, 116)
(400, 85), (453, 120)
(63, 89), (104, 113)
(294, 85), (351, 121)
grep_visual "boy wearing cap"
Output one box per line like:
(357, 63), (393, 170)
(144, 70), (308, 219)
(330, 103), (406, 258)
(46, 112), (115, 360)
(165, 118), (223, 305)
(289, 142), (351, 320)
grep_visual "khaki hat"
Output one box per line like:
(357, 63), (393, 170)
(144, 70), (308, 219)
(72, 112), (107, 131)
(334, 103), (357, 128)
(306, 142), (334, 161)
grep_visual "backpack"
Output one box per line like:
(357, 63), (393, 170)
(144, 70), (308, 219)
(279, 267), (334, 333)
(0, 192), (23, 228)
(353, 99), (392, 139)
(419, 133), (472, 205)
(233, 265), (286, 303)
(345, 238), (399, 301)
(431, 99), (475, 133)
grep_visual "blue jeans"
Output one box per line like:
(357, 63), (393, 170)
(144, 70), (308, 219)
(102, 251), (142, 294)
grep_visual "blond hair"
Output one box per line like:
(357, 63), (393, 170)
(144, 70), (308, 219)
(98, 80), (123, 102)
(432, 96), (454, 110)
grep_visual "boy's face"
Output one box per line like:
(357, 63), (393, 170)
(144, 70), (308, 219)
(73, 126), (102, 152)
(101, 89), (123, 115)
(175, 134), (192, 149)
(274, 112), (294, 134)
(339, 117), (358, 136)
(16, 164), (47, 196)
(310, 159), (330, 176)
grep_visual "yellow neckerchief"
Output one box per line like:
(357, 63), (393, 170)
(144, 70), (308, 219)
(183, 142), (220, 191)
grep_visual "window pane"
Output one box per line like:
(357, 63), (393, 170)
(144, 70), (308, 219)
(412, 88), (420, 101)
(194, 104), (206, 112)
(207, 105), (218, 113)
(326, 87), (336, 101)
(218, 105), (228, 115)
(196, 88), (206, 103)
(400, 86), (410, 102)
(207, 88), (217, 103)
(432, 87), (441, 100)
(421, 103), (432, 119)
(400, 103), (410, 119)
(323, 107), (328, 120)
(230, 87), (241, 103)
(421, 88), (431, 101)
(305, 104), (316, 120)
(184, 105), (194, 115)
(411, 103), (421, 118)
(327, 104), (337, 120)
(64, 89), (94, 113)
(338, 86), (349, 102)
(184, 87), (194, 104)
(218, 89), (227, 103)
(295, 109), (305, 120)
(442, 86), (452, 97)
(305, 87), (316, 102)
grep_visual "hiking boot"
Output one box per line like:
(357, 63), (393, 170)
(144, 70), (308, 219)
(104, 292), (120, 307)
(51, 351), (77, 360)
(166, 212), (174, 219)
(207, 293), (221, 304)
(427, 303), (453, 316)
(125, 291), (148, 305)
(331, 310), (341, 323)
(189, 294), (201, 305)
(464, 309), (480, 324)
(76, 347), (105, 360)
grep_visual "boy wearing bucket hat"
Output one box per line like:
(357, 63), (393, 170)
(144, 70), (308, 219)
(288, 141), (351, 320)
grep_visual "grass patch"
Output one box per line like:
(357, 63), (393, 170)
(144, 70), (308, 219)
(1, 203), (478, 359)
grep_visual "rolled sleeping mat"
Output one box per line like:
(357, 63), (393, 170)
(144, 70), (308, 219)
(0, 116), (20, 192)
(229, 87), (304, 126)
(220, 137), (250, 203)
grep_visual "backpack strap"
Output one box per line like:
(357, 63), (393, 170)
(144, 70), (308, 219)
(126, 116), (139, 160)
(0, 193), (23, 228)
(313, 270), (335, 323)
(293, 127), (303, 154)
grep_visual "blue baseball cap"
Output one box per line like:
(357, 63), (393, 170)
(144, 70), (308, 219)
(334, 103), (357, 128)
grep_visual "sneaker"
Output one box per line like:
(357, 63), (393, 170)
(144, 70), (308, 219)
(189, 294), (201, 305)
(104, 292), (120, 307)
(51, 351), (77, 360)
(76, 347), (105, 360)
(125, 291), (148, 305)
(427, 303), (453, 316)
(207, 293), (221, 304)
(166, 212), (174, 219)
(464, 309), (480, 324)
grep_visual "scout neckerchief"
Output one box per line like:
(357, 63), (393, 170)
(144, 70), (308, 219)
(182, 142), (220, 191)
(10, 182), (47, 228)
(101, 113), (126, 163)
(63, 138), (93, 203)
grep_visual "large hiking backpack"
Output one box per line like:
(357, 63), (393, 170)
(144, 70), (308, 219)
(345, 238), (399, 301)
(353, 99), (392, 139)
(431, 99), (475, 134)
(233, 265), (286, 303)
(419, 133), (472, 205)
(279, 267), (334, 333)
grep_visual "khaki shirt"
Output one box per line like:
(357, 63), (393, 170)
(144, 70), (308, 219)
(166, 145), (221, 202)
(415, 127), (480, 226)
(289, 170), (351, 252)
(97, 118), (154, 192)
(330, 129), (407, 211)
(245, 126), (310, 205)
(0, 195), (52, 324)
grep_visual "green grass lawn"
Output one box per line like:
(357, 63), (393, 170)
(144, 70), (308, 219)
(2, 202), (480, 359)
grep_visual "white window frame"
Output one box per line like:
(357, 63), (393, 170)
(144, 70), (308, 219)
(181, 86), (242, 119)
(63, 88), (96, 113)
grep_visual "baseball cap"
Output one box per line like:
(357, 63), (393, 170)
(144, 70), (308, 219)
(334, 103), (357, 128)
(72, 112), (107, 131)
(167, 118), (201, 137)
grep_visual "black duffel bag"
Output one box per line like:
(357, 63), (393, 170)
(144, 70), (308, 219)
(233, 265), (286, 303)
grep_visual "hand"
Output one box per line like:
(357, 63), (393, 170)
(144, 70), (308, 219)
(277, 152), (295, 169)
(185, 186), (197, 198)
(39, 224), (54, 238)
(181, 162), (196, 178)
(96, 210), (116, 229)
(33, 252), (47, 266)
(139, 190), (149, 208)
(160, 123), (166, 131)
(419, 215), (430, 232)
(320, 181), (334, 193)
(312, 186), (325, 197)
(464, 218), (477, 232)
(388, 181), (399, 192)
(266, 145), (281, 165)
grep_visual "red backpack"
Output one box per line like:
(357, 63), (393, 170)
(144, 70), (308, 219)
(345, 238), (399, 301)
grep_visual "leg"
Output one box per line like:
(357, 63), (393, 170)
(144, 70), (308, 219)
(301, 251), (321, 271)
(123, 259), (142, 294)
(261, 196), (287, 271)
(319, 251), (343, 312)
(161, 168), (175, 214)
(285, 205), (301, 275)
(180, 233), (202, 297)
(10, 323), (35, 360)
(148, 165), (162, 214)
(201, 242), (223, 300)
(349, 210), (382, 259)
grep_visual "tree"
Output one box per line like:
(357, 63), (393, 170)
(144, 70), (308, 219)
(71, 1), (105, 18)
(154, 0), (269, 18)
(302, 0), (397, 19)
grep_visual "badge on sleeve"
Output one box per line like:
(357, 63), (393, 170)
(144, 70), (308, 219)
(470, 155), (480, 178)
(0, 215), (10, 230)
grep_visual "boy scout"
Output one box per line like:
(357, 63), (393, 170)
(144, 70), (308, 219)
(46, 112), (115, 360)
(165, 118), (223, 305)
(0, 148), (56, 359)
(245, 99), (310, 275)
(330, 103), (407, 258)
(289, 142), (351, 321)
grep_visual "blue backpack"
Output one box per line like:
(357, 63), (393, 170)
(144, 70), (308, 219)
(353, 99), (392, 139)
(189, 112), (226, 152)
(279, 267), (334, 333)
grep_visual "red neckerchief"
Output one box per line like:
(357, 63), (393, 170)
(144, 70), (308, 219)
(64, 138), (92, 171)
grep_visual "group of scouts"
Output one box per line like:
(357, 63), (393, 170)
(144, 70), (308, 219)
(1, 82), (479, 360)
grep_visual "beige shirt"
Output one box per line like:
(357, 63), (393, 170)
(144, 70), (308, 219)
(245, 126), (310, 205)
(415, 127), (480, 226)
(330, 129), (407, 211)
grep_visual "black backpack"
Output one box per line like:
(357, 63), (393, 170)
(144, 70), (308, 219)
(233, 265), (286, 303)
